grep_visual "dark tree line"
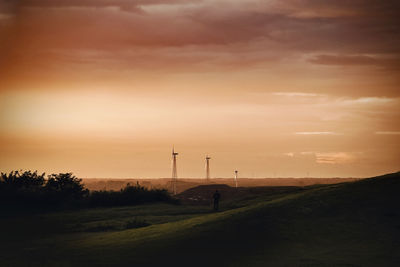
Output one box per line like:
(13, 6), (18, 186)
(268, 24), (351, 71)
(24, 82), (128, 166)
(0, 171), (88, 210)
(0, 170), (175, 212)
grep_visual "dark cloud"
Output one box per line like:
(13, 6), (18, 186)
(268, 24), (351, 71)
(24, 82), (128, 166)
(289, 0), (400, 17)
(1, 0), (399, 96)
(19, 0), (196, 13)
(0, 0), (16, 13)
(8, 0), (400, 51)
(309, 55), (400, 69)
(0, 0), (16, 63)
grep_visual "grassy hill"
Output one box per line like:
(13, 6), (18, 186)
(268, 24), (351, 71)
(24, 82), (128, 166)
(177, 183), (305, 206)
(1, 172), (399, 266)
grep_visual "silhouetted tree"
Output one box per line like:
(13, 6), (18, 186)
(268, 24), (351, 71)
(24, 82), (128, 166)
(1, 170), (47, 210)
(45, 173), (88, 200)
(0, 170), (45, 193)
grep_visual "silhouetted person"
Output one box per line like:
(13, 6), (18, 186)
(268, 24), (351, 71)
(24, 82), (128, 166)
(213, 190), (221, 211)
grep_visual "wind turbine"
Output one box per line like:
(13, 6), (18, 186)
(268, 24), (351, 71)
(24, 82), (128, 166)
(234, 170), (238, 188)
(205, 155), (211, 181)
(171, 147), (179, 195)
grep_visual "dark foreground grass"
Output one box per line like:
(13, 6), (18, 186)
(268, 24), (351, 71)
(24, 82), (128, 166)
(1, 173), (399, 266)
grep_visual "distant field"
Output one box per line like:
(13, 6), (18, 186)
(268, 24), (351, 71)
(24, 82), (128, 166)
(82, 177), (360, 193)
(1, 173), (399, 266)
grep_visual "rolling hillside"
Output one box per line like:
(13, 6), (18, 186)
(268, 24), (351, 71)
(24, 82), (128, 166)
(1, 172), (399, 266)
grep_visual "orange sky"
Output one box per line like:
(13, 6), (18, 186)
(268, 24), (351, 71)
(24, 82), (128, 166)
(0, 0), (399, 178)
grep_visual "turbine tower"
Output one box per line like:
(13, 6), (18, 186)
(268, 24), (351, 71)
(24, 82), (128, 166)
(171, 147), (179, 195)
(205, 155), (211, 181)
(234, 170), (238, 188)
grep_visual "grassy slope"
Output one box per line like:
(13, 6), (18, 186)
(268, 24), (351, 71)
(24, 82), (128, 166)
(1, 173), (400, 266)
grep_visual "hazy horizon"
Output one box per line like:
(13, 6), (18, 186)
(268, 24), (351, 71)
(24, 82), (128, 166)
(81, 176), (360, 179)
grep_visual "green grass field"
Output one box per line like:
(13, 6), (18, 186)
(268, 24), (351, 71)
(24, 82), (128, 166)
(1, 173), (399, 266)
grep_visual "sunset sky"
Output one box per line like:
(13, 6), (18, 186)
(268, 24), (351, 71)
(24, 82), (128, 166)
(0, 0), (399, 178)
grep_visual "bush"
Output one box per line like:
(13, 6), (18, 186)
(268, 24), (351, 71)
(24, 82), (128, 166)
(88, 182), (175, 207)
